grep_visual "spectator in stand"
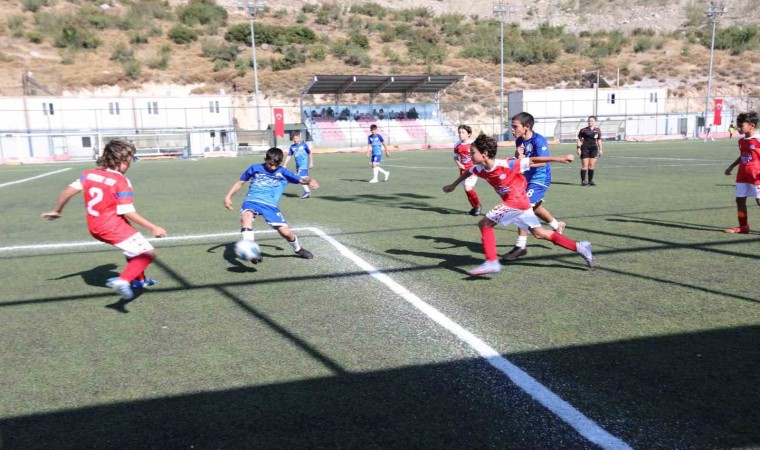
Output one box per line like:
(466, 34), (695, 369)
(378, 108), (385, 120)
(326, 107), (334, 119)
(408, 107), (418, 119)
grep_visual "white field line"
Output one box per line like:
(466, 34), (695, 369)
(1, 227), (631, 449)
(604, 156), (728, 162)
(309, 226), (631, 449)
(0, 168), (71, 188)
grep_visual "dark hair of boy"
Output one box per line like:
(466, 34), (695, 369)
(471, 133), (498, 159)
(511, 112), (535, 129)
(737, 111), (759, 127)
(265, 147), (284, 165)
(370, 124), (378, 131)
(458, 124), (472, 135)
(97, 139), (136, 170)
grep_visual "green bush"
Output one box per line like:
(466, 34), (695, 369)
(129, 31), (149, 44)
(8, 15), (26, 38)
(54, 20), (101, 49)
(168, 25), (198, 44)
(270, 45), (307, 71)
(330, 39), (349, 58)
(21, 0), (51, 13)
(393, 7), (430, 22)
(406, 36), (446, 64)
(631, 27), (655, 36)
(234, 57), (249, 76)
(201, 38), (240, 62)
(562, 34), (583, 54)
(296, 13), (307, 24)
(147, 44), (171, 70)
(33, 12), (58, 30)
(110, 42), (134, 63)
(634, 36), (653, 53)
(177, 0), (227, 27)
(709, 24), (759, 55)
(130, 0), (173, 21)
(348, 29), (369, 49)
(27, 31), (44, 44)
(309, 44), (326, 61)
(122, 58), (141, 79)
(212, 59), (227, 72)
(77, 5), (116, 29)
(225, 23), (317, 46)
(537, 22), (564, 39)
(315, 10), (330, 25)
(301, 4), (317, 14)
(350, 2), (387, 18)
(344, 46), (370, 67)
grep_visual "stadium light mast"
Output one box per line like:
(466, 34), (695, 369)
(703, 2), (726, 127)
(493, 1), (513, 140)
(247, 0), (265, 131)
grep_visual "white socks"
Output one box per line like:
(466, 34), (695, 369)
(242, 230), (255, 241)
(288, 236), (301, 252)
(548, 219), (559, 230)
(515, 235), (528, 249)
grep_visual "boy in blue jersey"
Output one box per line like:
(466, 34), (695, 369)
(367, 124), (390, 183)
(224, 148), (319, 260)
(502, 112), (566, 261)
(283, 131), (314, 199)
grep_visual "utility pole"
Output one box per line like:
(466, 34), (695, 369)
(247, 0), (266, 131)
(703, 2), (726, 128)
(493, 1), (514, 140)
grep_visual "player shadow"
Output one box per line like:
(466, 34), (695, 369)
(207, 242), (257, 273)
(340, 178), (375, 183)
(104, 294), (142, 314)
(413, 235), (482, 253)
(50, 263), (120, 287)
(607, 217), (726, 233)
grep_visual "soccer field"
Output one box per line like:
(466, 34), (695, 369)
(0, 140), (758, 449)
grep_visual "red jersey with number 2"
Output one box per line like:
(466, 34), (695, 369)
(77, 168), (136, 242)
(737, 134), (760, 185)
(471, 158), (531, 210)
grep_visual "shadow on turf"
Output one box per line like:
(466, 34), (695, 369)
(51, 263), (120, 287)
(607, 217), (728, 233)
(1, 325), (757, 449)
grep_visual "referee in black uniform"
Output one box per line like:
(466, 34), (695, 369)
(577, 116), (603, 186)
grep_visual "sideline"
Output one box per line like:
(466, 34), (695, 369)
(0, 168), (71, 189)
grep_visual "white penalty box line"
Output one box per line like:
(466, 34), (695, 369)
(1, 227), (630, 449)
(0, 168), (71, 189)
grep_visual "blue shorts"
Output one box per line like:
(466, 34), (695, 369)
(526, 183), (548, 207)
(370, 154), (382, 164)
(241, 201), (287, 227)
(297, 167), (309, 178)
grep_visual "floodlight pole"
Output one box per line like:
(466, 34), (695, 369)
(703, 2), (726, 126)
(493, 2), (511, 140)
(248, 0), (265, 131)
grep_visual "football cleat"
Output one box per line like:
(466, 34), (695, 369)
(501, 246), (527, 261)
(131, 278), (158, 289)
(107, 277), (134, 300)
(588, 181), (597, 186)
(467, 260), (502, 276)
(576, 240), (595, 268)
(581, 181), (589, 186)
(724, 226), (750, 234)
(300, 191), (311, 199)
(295, 248), (314, 259)
(383, 172), (390, 182)
(368, 179), (379, 183)
(468, 206), (482, 216)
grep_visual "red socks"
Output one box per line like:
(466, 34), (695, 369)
(120, 253), (154, 282)
(548, 231), (578, 252)
(466, 190), (481, 209)
(481, 226), (498, 261)
(738, 210), (749, 228)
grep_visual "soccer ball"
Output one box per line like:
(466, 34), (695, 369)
(234, 240), (262, 262)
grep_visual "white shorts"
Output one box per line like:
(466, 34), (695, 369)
(114, 232), (154, 258)
(461, 174), (478, 188)
(485, 204), (542, 230)
(736, 183), (760, 199)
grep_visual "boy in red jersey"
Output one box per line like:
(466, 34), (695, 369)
(453, 124), (482, 216)
(443, 134), (595, 276)
(42, 139), (167, 300)
(723, 111), (760, 234)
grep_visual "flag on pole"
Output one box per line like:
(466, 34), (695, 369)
(274, 108), (285, 138)
(713, 99), (723, 126)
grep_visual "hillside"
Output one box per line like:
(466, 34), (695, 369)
(1, 0), (758, 119)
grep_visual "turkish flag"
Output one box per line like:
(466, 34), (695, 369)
(713, 99), (723, 126)
(273, 108), (285, 138)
